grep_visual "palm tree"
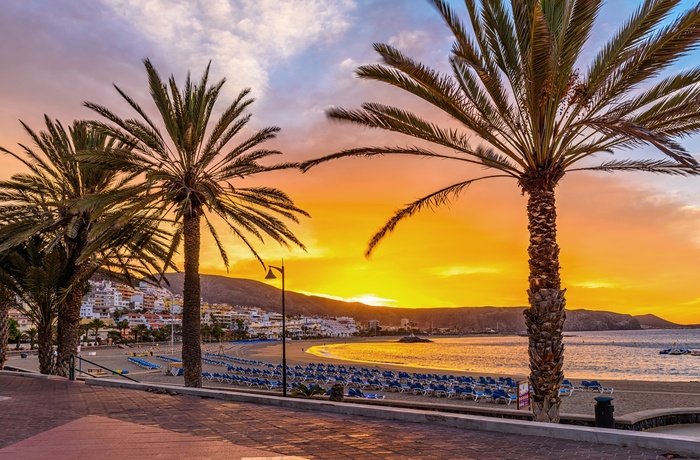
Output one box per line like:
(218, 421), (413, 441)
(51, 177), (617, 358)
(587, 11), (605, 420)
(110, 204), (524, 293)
(0, 245), (18, 369)
(8, 318), (21, 350)
(88, 318), (106, 344)
(132, 323), (149, 344)
(201, 323), (212, 343)
(0, 238), (65, 374)
(116, 319), (130, 341)
(301, 0), (700, 422)
(26, 328), (38, 350)
(79, 323), (91, 343)
(84, 59), (309, 387)
(0, 286), (14, 369)
(0, 118), (172, 376)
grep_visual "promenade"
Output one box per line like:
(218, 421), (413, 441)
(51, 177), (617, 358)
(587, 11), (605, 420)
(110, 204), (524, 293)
(0, 373), (685, 460)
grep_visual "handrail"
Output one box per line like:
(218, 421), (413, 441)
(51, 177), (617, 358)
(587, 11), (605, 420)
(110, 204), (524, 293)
(70, 354), (139, 382)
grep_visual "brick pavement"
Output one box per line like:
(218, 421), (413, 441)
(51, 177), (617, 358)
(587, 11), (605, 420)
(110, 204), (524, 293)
(0, 374), (686, 459)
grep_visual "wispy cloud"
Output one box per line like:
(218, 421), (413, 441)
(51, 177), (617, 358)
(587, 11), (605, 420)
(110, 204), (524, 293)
(388, 30), (431, 50)
(102, 0), (356, 97)
(433, 266), (500, 277)
(571, 281), (616, 289)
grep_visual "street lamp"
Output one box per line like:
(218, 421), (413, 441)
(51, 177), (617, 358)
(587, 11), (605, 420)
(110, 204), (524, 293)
(265, 261), (287, 397)
(170, 293), (175, 355)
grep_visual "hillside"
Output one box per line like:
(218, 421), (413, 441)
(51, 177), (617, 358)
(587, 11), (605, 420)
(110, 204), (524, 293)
(635, 314), (698, 329)
(160, 273), (667, 332)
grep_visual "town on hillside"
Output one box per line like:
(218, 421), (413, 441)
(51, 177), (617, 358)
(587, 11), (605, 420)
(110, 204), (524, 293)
(7, 279), (361, 348)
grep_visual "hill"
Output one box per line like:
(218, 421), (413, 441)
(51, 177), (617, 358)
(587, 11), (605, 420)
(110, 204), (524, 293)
(160, 273), (674, 332)
(635, 314), (698, 329)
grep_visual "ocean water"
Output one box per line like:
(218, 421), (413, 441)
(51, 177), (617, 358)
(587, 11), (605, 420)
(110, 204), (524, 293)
(309, 329), (700, 382)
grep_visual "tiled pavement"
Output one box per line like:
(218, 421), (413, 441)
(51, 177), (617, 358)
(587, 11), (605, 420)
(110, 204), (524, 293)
(0, 374), (687, 459)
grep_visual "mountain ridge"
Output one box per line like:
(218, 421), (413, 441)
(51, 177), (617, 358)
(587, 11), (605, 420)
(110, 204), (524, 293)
(161, 273), (692, 331)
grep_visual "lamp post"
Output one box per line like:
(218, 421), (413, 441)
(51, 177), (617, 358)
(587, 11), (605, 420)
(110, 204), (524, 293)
(265, 261), (287, 397)
(170, 294), (175, 355)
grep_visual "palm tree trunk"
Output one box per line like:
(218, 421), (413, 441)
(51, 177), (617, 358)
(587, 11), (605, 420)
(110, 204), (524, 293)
(523, 187), (566, 423)
(0, 297), (9, 370)
(37, 323), (55, 375)
(55, 267), (91, 377)
(182, 212), (202, 387)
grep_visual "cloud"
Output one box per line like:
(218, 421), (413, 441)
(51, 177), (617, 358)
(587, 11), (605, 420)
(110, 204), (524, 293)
(339, 58), (358, 71)
(570, 281), (617, 289)
(388, 29), (431, 51)
(432, 265), (500, 277)
(101, 0), (356, 97)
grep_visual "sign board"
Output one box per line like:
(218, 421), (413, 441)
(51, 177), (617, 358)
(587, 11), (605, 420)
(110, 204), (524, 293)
(517, 380), (530, 410)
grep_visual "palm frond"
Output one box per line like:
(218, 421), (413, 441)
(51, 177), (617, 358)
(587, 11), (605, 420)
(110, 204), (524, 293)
(571, 159), (700, 175)
(366, 175), (512, 257)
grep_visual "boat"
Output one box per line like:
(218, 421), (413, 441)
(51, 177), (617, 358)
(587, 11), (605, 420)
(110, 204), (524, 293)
(398, 334), (433, 343)
(659, 347), (691, 355)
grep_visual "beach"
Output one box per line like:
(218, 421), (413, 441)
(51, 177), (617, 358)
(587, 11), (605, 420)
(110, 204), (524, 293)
(6, 337), (700, 418)
(241, 338), (700, 417)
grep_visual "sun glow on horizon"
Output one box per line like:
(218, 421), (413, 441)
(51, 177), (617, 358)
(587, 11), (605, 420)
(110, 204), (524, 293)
(298, 291), (397, 307)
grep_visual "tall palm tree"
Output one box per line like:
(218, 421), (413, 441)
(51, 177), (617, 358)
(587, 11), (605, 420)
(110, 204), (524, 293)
(301, 0), (700, 422)
(0, 118), (172, 376)
(84, 59), (309, 387)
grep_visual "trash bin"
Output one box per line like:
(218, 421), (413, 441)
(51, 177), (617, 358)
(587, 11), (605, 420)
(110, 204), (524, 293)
(594, 396), (615, 428)
(20, 353), (27, 359)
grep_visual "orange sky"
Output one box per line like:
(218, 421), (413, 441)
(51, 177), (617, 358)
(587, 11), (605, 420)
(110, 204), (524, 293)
(1, 1), (700, 324)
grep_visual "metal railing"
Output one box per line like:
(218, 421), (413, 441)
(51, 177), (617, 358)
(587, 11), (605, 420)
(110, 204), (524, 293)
(69, 354), (138, 382)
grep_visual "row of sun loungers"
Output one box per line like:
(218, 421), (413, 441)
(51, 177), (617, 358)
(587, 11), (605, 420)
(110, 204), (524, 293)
(199, 354), (522, 401)
(198, 353), (613, 402)
(347, 387), (384, 399)
(559, 379), (614, 394)
(204, 353), (267, 366)
(577, 380), (614, 393)
(127, 357), (161, 370)
(155, 355), (182, 363)
(202, 372), (284, 390)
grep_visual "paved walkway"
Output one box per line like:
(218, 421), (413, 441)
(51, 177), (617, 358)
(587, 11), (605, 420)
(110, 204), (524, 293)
(0, 374), (686, 459)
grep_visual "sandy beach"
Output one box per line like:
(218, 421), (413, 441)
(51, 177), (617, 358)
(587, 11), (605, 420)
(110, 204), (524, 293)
(6, 338), (700, 418)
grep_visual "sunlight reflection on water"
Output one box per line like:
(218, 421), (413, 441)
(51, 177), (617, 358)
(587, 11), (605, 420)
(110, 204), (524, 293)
(309, 330), (700, 381)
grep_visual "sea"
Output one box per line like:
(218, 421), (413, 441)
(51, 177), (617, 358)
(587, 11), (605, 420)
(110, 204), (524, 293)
(309, 329), (700, 382)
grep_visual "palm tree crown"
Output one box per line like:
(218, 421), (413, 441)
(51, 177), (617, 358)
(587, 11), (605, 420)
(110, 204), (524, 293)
(85, 60), (309, 266)
(84, 59), (309, 387)
(0, 118), (170, 376)
(301, 0), (700, 422)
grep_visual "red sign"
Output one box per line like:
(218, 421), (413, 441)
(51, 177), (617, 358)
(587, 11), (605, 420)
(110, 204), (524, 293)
(517, 380), (530, 410)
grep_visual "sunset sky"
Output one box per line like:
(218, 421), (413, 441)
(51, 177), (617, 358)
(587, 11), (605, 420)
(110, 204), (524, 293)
(1, 1), (700, 324)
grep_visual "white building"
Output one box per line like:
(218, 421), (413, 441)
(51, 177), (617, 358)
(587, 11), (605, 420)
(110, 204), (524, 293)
(80, 280), (129, 319)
